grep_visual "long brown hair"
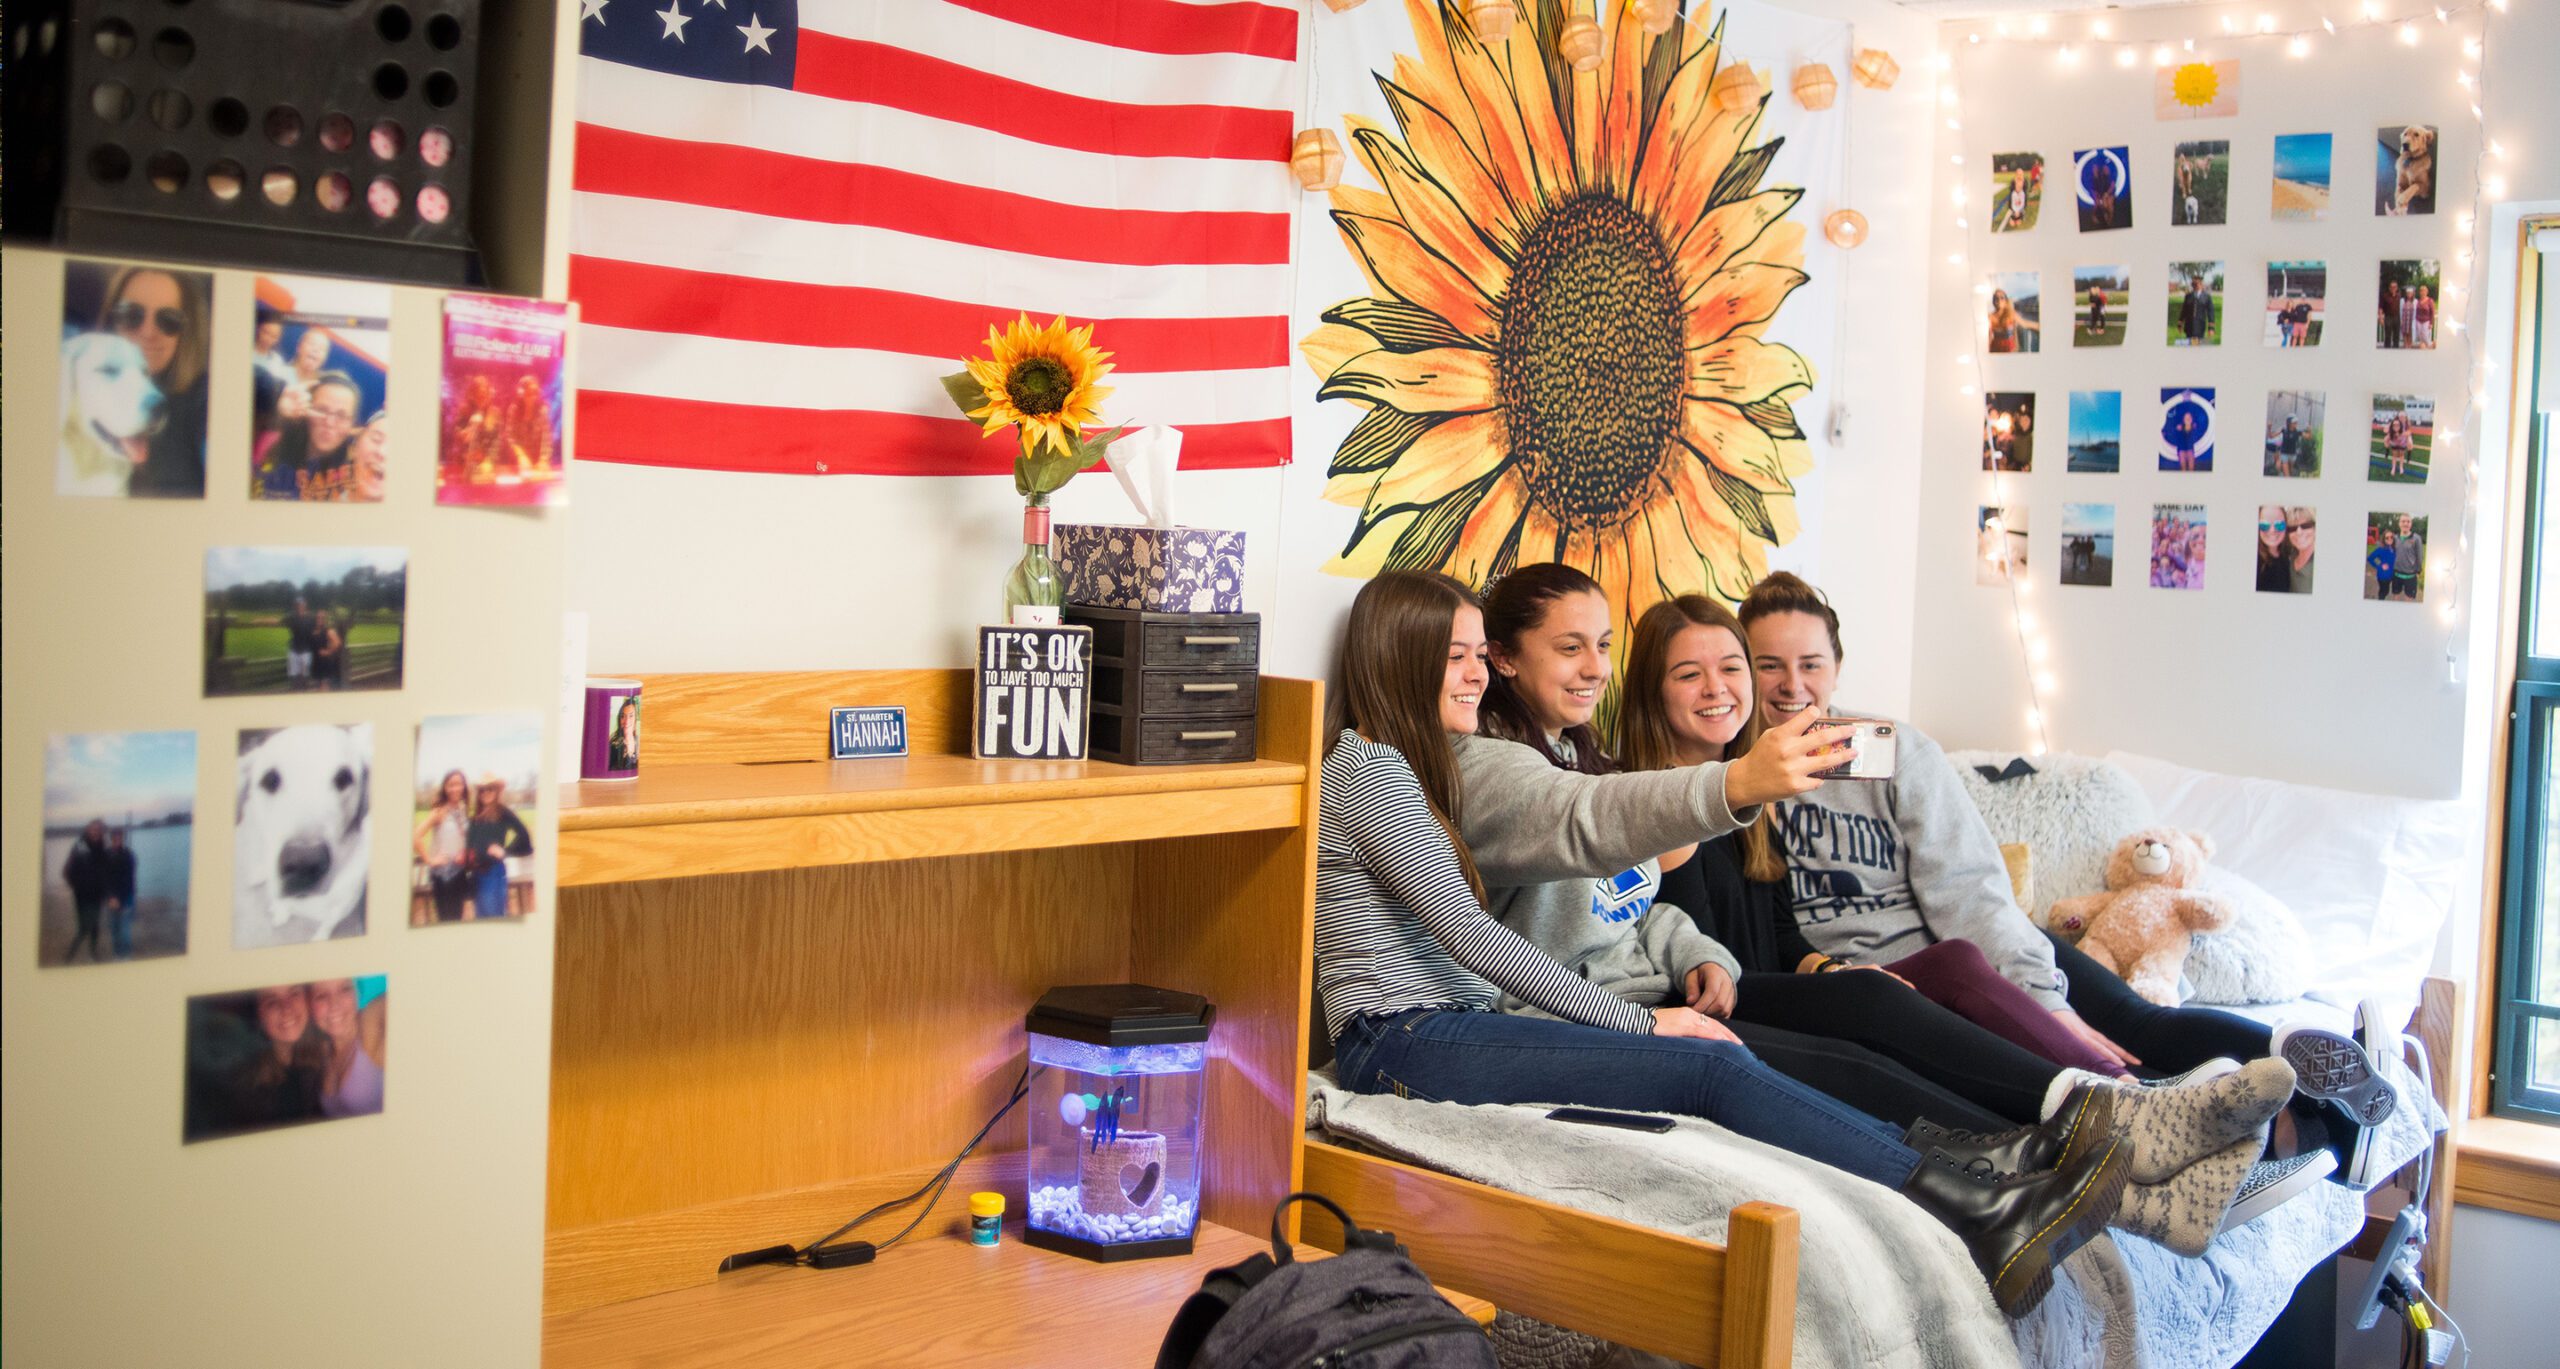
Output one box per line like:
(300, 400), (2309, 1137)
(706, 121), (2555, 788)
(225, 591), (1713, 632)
(1477, 562), (1616, 774)
(1735, 570), (1843, 662)
(100, 265), (211, 394)
(1619, 596), (1784, 882)
(1326, 570), (1487, 901)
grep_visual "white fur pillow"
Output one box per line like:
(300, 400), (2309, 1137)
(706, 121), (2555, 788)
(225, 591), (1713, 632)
(2182, 865), (2313, 1005)
(1949, 751), (2156, 923)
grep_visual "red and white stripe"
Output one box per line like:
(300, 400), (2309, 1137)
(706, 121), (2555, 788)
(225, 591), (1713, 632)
(569, 0), (1300, 476)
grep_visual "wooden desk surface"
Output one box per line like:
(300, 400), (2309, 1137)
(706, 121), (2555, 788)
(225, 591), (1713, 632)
(543, 1218), (1494, 1368)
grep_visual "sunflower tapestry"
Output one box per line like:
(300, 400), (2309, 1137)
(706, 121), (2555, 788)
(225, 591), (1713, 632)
(1284, 0), (1845, 673)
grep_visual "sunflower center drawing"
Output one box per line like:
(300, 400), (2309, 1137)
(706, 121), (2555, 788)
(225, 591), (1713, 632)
(1499, 193), (1687, 524)
(1301, 0), (1819, 638)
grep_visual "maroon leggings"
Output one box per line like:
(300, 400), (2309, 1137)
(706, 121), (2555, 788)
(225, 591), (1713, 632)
(1884, 939), (2122, 1077)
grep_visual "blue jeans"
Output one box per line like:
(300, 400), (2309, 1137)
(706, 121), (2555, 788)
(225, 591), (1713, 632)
(473, 864), (512, 920)
(1332, 1008), (1920, 1188)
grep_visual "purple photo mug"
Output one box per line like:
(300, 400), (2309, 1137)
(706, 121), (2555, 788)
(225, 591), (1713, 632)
(582, 678), (642, 781)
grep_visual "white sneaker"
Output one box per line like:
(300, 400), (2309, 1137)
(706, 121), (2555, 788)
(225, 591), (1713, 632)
(2218, 1149), (2337, 1232)
(2271, 1021), (2396, 1189)
(2137, 1058), (2242, 1090)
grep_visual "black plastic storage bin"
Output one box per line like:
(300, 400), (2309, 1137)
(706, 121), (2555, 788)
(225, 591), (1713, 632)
(3, 0), (486, 285)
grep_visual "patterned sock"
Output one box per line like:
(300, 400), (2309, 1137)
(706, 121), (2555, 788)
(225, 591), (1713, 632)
(2108, 1056), (2296, 1184)
(2112, 1131), (2261, 1257)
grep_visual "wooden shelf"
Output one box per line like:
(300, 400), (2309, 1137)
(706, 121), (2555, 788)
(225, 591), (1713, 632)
(543, 1217), (1491, 1368)
(557, 754), (1307, 885)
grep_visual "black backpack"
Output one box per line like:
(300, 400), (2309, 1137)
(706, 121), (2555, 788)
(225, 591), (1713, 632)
(1156, 1192), (1497, 1369)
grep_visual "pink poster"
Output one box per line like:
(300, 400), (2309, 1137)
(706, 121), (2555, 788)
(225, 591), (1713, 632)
(439, 294), (568, 507)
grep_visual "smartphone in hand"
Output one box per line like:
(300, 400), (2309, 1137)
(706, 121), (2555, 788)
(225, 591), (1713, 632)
(1812, 719), (1898, 780)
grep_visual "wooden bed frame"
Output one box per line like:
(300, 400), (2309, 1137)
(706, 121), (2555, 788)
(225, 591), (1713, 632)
(1299, 977), (2461, 1367)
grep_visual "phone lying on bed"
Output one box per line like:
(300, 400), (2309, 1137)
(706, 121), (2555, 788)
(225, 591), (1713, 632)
(1546, 1106), (1676, 1133)
(1812, 718), (1897, 780)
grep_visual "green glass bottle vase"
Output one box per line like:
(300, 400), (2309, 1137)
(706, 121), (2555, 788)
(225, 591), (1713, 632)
(1002, 494), (1064, 626)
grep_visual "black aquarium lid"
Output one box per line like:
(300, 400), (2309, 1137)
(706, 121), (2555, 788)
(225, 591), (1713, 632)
(1026, 984), (1215, 1047)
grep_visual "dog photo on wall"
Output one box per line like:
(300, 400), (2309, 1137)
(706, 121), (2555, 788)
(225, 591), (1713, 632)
(235, 723), (375, 949)
(2376, 124), (2437, 216)
(59, 259), (211, 499)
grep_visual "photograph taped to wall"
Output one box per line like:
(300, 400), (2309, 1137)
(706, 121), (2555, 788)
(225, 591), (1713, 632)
(1983, 392), (2036, 471)
(2377, 260), (2442, 351)
(2168, 139), (2230, 224)
(2265, 260), (2326, 347)
(2060, 503), (2114, 588)
(2156, 60), (2239, 120)
(2167, 261), (2224, 347)
(250, 275), (392, 503)
(2271, 133), (2332, 221)
(2369, 392), (2434, 484)
(2366, 512), (2427, 601)
(2257, 504), (2317, 595)
(1991, 151), (2043, 232)
(2067, 390), (2121, 472)
(2071, 266), (2128, 347)
(203, 547), (407, 696)
(2151, 504), (2208, 590)
(1976, 505), (2025, 586)
(440, 294), (569, 507)
(2376, 124), (2438, 215)
(2159, 387), (2216, 472)
(59, 258), (211, 499)
(233, 723), (374, 949)
(183, 975), (387, 1143)
(412, 714), (542, 926)
(2075, 146), (2132, 231)
(2265, 390), (2326, 478)
(1986, 271), (2041, 352)
(40, 731), (195, 968)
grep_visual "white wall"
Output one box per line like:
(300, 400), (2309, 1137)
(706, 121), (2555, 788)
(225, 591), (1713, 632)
(1907, 0), (2509, 801)
(565, 0), (1943, 720)
(2338, 1203), (2556, 1369)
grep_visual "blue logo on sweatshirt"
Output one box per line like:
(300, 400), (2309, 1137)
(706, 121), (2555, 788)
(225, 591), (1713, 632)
(1590, 866), (1657, 924)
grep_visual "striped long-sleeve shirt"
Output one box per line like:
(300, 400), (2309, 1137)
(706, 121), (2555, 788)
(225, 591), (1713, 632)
(1315, 730), (1655, 1043)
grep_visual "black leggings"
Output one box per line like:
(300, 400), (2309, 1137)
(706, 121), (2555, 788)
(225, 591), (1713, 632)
(1723, 1018), (2008, 1134)
(1730, 968), (2067, 1129)
(2047, 930), (2273, 1072)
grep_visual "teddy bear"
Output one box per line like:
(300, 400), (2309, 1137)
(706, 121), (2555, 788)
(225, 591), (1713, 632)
(2045, 828), (2233, 1006)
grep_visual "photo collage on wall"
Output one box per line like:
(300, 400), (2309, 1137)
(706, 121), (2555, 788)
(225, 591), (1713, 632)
(37, 254), (567, 1147)
(1969, 56), (2450, 605)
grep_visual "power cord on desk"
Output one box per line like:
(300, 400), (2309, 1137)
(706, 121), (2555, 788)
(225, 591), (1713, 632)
(718, 1066), (1036, 1275)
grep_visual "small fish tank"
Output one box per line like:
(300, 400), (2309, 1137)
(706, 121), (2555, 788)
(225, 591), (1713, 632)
(1022, 983), (1215, 1262)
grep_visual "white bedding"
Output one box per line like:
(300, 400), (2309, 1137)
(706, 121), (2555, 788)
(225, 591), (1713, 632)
(1310, 1042), (2446, 1369)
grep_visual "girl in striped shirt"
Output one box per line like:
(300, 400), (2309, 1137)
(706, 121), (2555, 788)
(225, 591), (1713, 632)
(1317, 571), (2127, 1316)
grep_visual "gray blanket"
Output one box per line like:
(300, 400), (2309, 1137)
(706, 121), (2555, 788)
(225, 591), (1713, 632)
(1310, 1048), (2445, 1369)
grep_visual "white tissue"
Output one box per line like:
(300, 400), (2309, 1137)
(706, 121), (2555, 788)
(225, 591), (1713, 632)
(1104, 425), (1184, 529)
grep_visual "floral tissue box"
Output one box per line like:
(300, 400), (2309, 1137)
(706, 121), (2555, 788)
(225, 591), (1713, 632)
(1055, 524), (1246, 614)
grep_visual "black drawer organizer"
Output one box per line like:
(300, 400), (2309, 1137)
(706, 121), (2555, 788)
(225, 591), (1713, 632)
(1065, 605), (1261, 766)
(2, 0), (487, 284)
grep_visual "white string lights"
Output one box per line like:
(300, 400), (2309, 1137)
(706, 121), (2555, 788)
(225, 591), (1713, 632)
(1939, 1), (2515, 754)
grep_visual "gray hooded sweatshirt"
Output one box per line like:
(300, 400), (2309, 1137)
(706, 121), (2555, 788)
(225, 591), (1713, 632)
(1451, 733), (1746, 1016)
(1772, 713), (2068, 1009)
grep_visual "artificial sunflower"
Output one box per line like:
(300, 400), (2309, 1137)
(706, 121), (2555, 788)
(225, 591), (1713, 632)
(1302, 0), (1817, 628)
(944, 314), (1120, 494)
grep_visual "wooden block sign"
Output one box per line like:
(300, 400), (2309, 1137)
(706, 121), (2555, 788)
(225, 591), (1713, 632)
(973, 625), (1092, 760)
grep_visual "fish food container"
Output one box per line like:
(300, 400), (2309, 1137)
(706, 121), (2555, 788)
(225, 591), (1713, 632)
(1054, 524), (1245, 615)
(1022, 983), (1214, 1262)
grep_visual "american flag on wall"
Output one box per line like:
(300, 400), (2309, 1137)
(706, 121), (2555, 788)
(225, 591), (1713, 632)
(571, 0), (1300, 475)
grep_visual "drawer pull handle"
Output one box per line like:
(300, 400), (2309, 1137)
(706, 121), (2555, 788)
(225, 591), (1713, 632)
(1179, 682), (1241, 694)
(1181, 635), (1243, 646)
(1179, 730), (1239, 742)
